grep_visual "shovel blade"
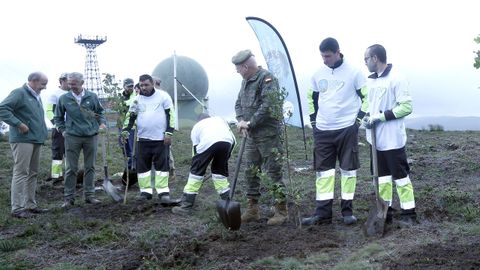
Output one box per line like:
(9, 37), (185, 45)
(216, 199), (241, 231)
(103, 179), (123, 202)
(363, 198), (389, 237)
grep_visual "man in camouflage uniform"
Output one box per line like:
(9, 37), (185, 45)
(233, 49), (287, 226)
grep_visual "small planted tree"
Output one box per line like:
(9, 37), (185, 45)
(474, 35), (480, 70)
(101, 73), (124, 129)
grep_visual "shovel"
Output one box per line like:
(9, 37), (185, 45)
(123, 129), (138, 204)
(101, 129), (123, 202)
(363, 124), (389, 237)
(122, 129), (138, 188)
(216, 136), (246, 231)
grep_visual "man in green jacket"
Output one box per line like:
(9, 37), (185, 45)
(0, 72), (49, 218)
(54, 72), (106, 208)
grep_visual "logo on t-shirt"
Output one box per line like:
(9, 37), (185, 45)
(318, 79), (345, 93)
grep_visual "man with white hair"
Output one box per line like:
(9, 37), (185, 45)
(54, 72), (106, 208)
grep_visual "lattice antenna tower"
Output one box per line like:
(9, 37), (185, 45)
(74, 34), (107, 98)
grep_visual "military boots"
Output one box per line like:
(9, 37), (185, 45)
(241, 198), (260, 223)
(267, 202), (287, 225)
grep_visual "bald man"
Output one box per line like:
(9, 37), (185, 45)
(0, 72), (49, 218)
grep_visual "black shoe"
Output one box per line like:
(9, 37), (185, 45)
(301, 215), (332, 226)
(52, 176), (64, 185)
(85, 197), (101, 204)
(386, 207), (396, 224)
(158, 193), (181, 207)
(136, 192), (153, 201)
(398, 215), (418, 228)
(61, 200), (75, 209)
(343, 215), (357, 225)
(11, 210), (35, 219)
(28, 208), (49, 214)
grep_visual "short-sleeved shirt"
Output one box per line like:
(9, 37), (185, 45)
(135, 90), (173, 140)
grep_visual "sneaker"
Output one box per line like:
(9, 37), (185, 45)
(136, 192), (153, 201)
(343, 215), (357, 225)
(301, 215), (332, 226)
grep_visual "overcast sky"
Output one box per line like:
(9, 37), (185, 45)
(1, 0), (479, 120)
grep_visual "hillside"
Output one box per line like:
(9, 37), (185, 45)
(406, 116), (480, 131)
(0, 127), (479, 269)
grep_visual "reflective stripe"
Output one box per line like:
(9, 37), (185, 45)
(184, 174), (204, 194)
(316, 172), (335, 201)
(140, 188), (153, 194)
(341, 192), (354, 200)
(316, 168), (335, 178)
(155, 187), (170, 194)
(51, 160), (63, 178)
(212, 174), (230, 194)
(395, 176), (411, 186)
(154, 170), (169, 191)
(189, 173), (203, 181)
(379, 181), (393, 202)
(316, 192), (334, 201)
(400, 200), (415, 210)
(138, 171), (152, 189)
(378, 175), (392, 185)
(138, 171), (151, 178)
(340, 169), (356, 177)
(155, 171), (169, 177)
(53, 160), (63, 165)
(341, 173), (356, 200)
(396, 176), (415, 210)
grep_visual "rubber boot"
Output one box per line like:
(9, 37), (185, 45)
(158, 192), (181, 207)
(172, 193), (196, 215)
(241, 198), (260, 223)
(267, 202), (287, 225)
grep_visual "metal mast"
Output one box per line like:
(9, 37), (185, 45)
(74, 34), (107, 98)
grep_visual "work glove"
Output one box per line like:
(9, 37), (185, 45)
(363, 113), (382, 129)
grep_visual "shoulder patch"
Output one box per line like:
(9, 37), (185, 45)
(264, 77), (272, 83)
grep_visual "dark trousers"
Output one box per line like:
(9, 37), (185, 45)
(190, 142), (232, 177)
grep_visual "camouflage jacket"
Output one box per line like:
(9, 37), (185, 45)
(235, 68), (283, 138)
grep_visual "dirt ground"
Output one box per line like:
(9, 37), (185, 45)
(1, 129), (479, 269)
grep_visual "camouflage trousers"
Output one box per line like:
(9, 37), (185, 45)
(244, 135), (286, 202)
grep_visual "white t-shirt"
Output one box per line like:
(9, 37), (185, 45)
(134, 90), (173, 140)
(311, 61), (366, 130)
(190, 116), (235, 154)
(365, 69), (411, 151)
(45, 87), (68, 106)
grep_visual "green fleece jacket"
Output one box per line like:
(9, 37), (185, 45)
(54, 90), (106, 137)
(0, 84), (48, 144)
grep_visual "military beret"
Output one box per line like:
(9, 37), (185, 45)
(231, 49), (254, 65)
